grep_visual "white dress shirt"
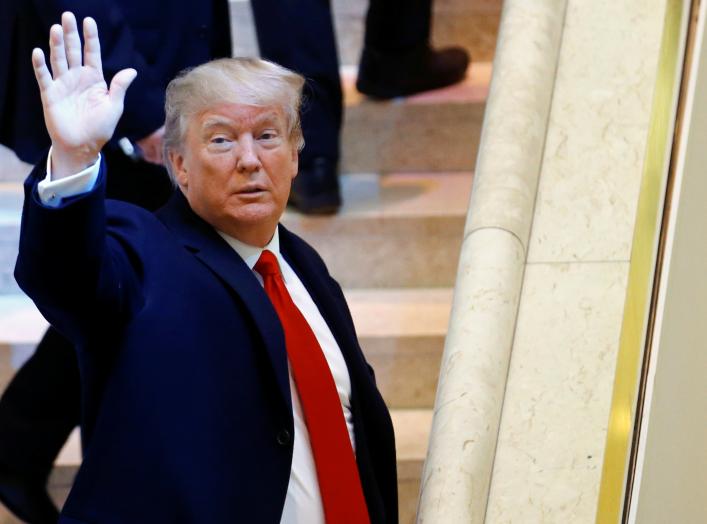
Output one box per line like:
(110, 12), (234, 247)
(36, 148), (102, 208)
(39, 152), (357, 523)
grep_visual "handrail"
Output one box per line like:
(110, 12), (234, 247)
(416, 1), (568, 522)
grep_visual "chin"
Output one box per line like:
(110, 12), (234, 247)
(221, 206), (279, 232)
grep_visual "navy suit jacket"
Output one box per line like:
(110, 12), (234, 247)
(0, 0), (231, 164)
(15, 160), (398, 523)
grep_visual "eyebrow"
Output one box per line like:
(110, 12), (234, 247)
(201, 112), (281, 132)
(201, 117), (234, 130)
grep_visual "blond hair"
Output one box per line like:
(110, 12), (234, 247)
(163, 58), (305, 183)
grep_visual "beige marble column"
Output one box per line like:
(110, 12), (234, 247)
(417, 1), (568, 522)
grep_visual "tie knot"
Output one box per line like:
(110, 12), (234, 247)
(254, 249), (280, 278)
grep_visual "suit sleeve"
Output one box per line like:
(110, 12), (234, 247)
(29, 0), (166, 142)
(14, 157), (145, 345)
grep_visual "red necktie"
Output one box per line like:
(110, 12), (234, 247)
(254, 250), (370, 524)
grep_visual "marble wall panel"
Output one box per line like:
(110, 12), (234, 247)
(486, 261), (629, 523)
(527, 0), (666, 264)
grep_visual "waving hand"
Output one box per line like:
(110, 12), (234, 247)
(32, 12), (137, 179)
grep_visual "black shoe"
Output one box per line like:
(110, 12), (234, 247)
(0, 467), (59, 524)
(356, 44), (470, 99)
(289, 157), (341, 215)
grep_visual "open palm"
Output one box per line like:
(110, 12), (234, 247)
(32, 13), (136, 172)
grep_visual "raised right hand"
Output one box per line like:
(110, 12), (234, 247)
(32, 12), (137, 179)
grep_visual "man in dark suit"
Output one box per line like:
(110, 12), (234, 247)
(15, 12), (397, 523)
(0, 1), (231, 521)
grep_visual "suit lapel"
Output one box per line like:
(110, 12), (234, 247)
(156, 192), (292, 412)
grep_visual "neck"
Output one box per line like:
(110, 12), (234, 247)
(221, 223), (277, 248)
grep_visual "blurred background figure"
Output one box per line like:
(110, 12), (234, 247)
(252, 0), (469, 215)
(0, 0), (231, 521)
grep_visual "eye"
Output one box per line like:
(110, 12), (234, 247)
(207, 136), (233, 151)
(258, 130), (279, 141)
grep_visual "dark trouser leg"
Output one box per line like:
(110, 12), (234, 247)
(250, 0), (342, 166)
(0, 328), (80, 481)
(251, 0), (342, 214)
(364, 0), (433, 54)
(357, 0), (468, 99)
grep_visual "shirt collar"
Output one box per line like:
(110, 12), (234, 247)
(216, 227), (282, 272)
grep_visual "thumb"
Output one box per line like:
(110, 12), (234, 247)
(109, 68), (138, 104)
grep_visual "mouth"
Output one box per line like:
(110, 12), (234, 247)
(237, 185), (267, 195)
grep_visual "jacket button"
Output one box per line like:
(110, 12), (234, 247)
(276, 429), (291, 446)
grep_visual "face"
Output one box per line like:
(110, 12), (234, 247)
(170, 103), (298, 247)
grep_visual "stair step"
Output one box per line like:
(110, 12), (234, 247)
(229, 0), (502, 65)
(44, 410), (432, 524)
(0, 294), (44, 392)
(283, 171), (472, 288)
(0, 294), (45, 344)
(341, 63), (490, 174)
(392, 409), (433, 524)
(346, 288), (451, 408)
(0, 146), (31, 183)
(0, 183), (23, 294)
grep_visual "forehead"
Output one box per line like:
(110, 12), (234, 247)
(194, 103), (285, 131)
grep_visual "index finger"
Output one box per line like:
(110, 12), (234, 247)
(83, 17), (102, 71)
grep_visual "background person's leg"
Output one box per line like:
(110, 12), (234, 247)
(364, 0), (432, 54)
(0, 328), (79, 523)
(357, 0), (470, 99)
(251, 0), (343, 214)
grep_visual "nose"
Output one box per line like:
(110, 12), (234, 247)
(235, 135), (261, 174)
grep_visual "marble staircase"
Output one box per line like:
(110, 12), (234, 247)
(0, 2), (499, 522)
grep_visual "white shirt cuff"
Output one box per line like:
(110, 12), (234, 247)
(37, 147), (102, 208)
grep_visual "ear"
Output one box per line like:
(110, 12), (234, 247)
(290, 145), (299, 180)
(168, 149), (189, 189)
